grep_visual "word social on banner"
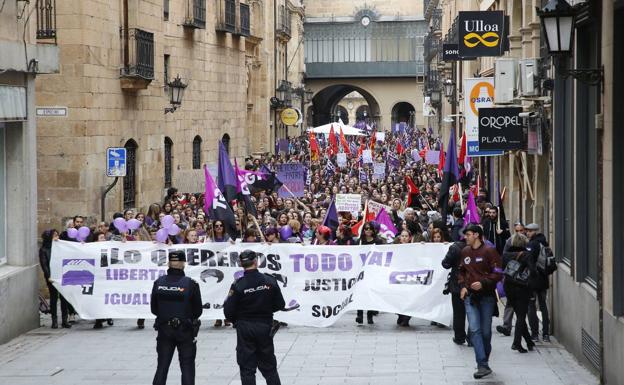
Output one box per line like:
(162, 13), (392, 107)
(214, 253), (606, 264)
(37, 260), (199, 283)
(276, 163), (305, 198)
(51, 241), (452, 327)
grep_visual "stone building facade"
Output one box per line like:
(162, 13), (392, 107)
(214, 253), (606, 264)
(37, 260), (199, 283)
(35, 0), (305, 230)
(0, 0), (59, 343)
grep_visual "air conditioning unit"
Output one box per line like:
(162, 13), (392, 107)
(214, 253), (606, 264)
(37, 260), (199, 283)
(494, 58), (518, 104)
(520, 58), (539, 97)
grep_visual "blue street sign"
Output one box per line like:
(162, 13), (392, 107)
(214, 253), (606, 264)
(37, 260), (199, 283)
(107, 148), (127, 177)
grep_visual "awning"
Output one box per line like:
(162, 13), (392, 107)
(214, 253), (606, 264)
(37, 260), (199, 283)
(0, 85), (27, 121)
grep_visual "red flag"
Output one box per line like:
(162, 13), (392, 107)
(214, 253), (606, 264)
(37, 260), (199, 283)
(396, 141), (405, 155)
(438, 142), (445, 178)
(309, 132), (320, 161)
(405, 176), (420, 208)
(369, 128), (376, 152)
(339, 128), (350, 155)
(458, 133), (467, 168)
(352, 201), (376, 238)
(328, 125), (338, 156)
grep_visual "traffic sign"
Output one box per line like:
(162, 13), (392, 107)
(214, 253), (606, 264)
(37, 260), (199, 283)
(107, 148), (127, 177)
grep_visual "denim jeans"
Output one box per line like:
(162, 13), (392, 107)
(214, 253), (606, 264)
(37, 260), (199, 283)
(465, 295), (496, 369)
(528, 289), (550, 337)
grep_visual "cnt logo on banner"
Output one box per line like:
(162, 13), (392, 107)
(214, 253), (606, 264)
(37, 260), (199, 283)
(458, 11), (506, 58)
(50, 241), (453, 327)
(478, 107), (524, 151)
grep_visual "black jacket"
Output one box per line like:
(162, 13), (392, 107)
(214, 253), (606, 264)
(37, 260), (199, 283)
(441, 240), (466, 294)
(450, 218), (464, 242)
(150, 269), (203, 322)
(482, 219), (510, 254)
(223, 269), (285, 324)
(527, 233), (550, 290)
(357, 236), (384, 245)
(502, 246), (533, 300)
(39, 235), (54, 280)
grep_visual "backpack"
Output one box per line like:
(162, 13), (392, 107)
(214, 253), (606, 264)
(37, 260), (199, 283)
(536, 243), (557, 275)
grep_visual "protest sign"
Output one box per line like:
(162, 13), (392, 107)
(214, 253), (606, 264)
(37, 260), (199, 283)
(425, 150), (440, 165)
(367, 200), (392, 216)
(51, 241), (453, 327)
(362, 149), (373, 164)
(373, 162), (386, 180)
(375, 132), (385, 142)
(335, 194), (362, 213)
(276, 163), (305, 198)
(336, 153), (347, 168)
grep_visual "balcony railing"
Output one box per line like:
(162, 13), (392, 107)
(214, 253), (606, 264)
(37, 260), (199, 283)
(36, 0), (56, 42)
(239, 3), (250, 37)
(120, 28), (155, 80)
(425, 68), (440, 93)
(424, 32), (440, 62)
(431, 8), (442, 33)
(184, 0), (206, 29)
(423, 0), (440, 22)
(276, 5), (291, 39)
(216, 0), (236, 33)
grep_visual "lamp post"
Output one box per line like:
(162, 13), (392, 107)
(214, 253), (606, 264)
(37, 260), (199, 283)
(164, 75), (187, 114)
(537, 0), (603, 86)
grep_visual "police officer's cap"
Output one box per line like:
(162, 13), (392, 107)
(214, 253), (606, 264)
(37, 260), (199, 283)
(168, 250), (186, 262)
(239, 250), (257, 263)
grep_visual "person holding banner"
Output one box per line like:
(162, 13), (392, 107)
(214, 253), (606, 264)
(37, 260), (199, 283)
(355, 222), (384, 325)
(151, 250), (203, 385)
(224, 250), (285, 385)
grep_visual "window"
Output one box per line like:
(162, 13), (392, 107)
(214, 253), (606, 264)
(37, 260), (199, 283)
(164, 137), (173, 188)
(0, 127), (6, 265)
(164, 0), (169, 20)
(164, 54), (170, 86)
(123, 139), (138, 209)
(192, 136), (202, 169)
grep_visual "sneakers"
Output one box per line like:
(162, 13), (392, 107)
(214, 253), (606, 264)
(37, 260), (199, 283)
(543, 334), (551, 343)
(452, 338), (465, 345)
(512, 344), (528, 353)
(473, 367), (493, 379)
(496, 325), (511, 336)
(531, 334), (540, 342)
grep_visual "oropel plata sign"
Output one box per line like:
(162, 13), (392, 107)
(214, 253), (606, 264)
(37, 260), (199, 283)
(458, 11), (505, 58)
(478, 107), (523, 151)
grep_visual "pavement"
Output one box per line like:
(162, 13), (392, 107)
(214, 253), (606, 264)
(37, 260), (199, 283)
(0, 313), (599, 385)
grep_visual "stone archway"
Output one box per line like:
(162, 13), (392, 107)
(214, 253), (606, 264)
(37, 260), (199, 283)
(310, 84), (381, 127)
(391, 102), (416, 128)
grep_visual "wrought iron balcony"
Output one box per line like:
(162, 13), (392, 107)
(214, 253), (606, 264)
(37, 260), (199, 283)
(239, 3), (250, 37)
(184, 0), (206, 29)
(425, 68), (441, 93)
(431, 8), (442, 33)
(216, 0), (236, 33)
(36, 0), (56, 42)
(120, 28), (154, 89)
(276, 5), (291, 40)
(424, 32), (440, 62)
(423, 0), (440, 22)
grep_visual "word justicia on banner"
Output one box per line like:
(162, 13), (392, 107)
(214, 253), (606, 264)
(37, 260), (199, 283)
(51, 241), (452, 327)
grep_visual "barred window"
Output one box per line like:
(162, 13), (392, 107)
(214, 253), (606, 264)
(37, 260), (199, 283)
(123, 139), (138, 209)
(164, 137), (173, 188)
(192, 135), (202, 169)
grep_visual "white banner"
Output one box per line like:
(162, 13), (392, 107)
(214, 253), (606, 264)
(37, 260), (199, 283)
(51, 241), (452, 327)
(336, 153), (347, 168)
(362, 149), (373, 164)
(335, 194), (361, 213)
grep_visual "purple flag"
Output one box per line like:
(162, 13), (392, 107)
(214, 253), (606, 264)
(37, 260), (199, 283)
(278, 138), (289, 154)
(322, 199), (339, 234)
(375, 208), (398, 242)
(218, 141), (238, 203)
(387, 152), (400, 170)
(234, 160), (257, 216)
(204, 166), (238, 239)
(425, 150), (440, 165)
(439, 128), (460, 215)
(359, 169), (368, 183)
(411, 149), (422, 163)
(464, 190), (481, 225)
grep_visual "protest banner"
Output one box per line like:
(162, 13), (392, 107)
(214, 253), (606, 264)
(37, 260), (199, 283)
(276, 163), (305, 198)
(367, 200), (392, 216)
(373, 162), (386, 180)
(335, 194), (362, 213)
(425, 150), (440, 165)
(362, 149), (373, 164)
(336, 153), (347, 168)
(51, 241), (452, 327)
(375, 132), (385, 142)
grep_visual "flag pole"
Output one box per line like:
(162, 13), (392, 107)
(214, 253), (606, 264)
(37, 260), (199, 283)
(250, 214), (266, 242)
(281, 184), (307, 210)
(458, 183), (465, 213)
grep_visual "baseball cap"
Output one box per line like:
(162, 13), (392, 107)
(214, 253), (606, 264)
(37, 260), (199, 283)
(463, 224), (483, 236)
(168, 250), (186, 262)
(239, 250), (258, 263)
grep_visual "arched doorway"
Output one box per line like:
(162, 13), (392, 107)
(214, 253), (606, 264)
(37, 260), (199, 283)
(391, 102), (415, 128)
(123, 139), (138, 209)
(335, 105), (349, 124)
(310, 84), (380, 127)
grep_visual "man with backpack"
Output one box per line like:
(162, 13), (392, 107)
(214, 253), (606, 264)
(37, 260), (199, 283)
(525, 223), (554, 343)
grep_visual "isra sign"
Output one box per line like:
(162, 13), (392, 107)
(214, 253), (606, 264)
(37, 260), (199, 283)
(458, 11), (505, 58)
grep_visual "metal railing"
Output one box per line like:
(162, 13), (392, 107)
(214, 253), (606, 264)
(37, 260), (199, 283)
(240, 3), (250, 36)
(277, 5), (291, 37)
(423, 0), (439, 22)
(424, 32), (440, 62)
(305, 36), (423, 63)
(425, 68), (440, 93)
(184, 0), (206, 29)
(216, 0), (236, 33)
(36, 0), (56, 41)
(431, 8), (442, 33)
(120, 28), (155, 80)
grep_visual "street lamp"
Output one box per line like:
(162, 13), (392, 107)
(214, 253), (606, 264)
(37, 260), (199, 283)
(430, 90), (441, 104)
(164, 75), (187, 114)
(443, 79), (455, 101)
(537, 0), (603, 86)
(275, 80), (292, 107)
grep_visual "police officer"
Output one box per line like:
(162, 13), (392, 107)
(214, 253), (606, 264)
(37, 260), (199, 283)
(151, 250), (203, 385)
(224, 250), (285, 385)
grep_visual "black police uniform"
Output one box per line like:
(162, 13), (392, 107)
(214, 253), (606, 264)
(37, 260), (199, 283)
(151, 252), (203, 385)
(224, 251), (286, 385)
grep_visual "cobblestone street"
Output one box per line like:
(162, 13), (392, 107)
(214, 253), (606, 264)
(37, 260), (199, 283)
(0, 314), (598, 385)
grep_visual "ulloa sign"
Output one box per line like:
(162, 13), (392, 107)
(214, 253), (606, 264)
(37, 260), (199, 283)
(458, 11), (505, 57)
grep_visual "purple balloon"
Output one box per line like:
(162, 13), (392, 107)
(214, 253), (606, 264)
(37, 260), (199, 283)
(113, 217), (127, 233)
(127, 218), (142, 230)
(279, 225), (293, 240)
(67, 227), (79, 239)
(78, 226), (90, 239)
(155, 228), (169, 243)
(167, 224), (180, 236)
(162, 215), (175, 228)
(234, 270), (244, 280)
